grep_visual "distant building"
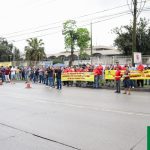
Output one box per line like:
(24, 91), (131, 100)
(47, 45), (122, 61)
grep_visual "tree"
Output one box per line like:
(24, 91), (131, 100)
(62, 20), (90, 66)
(13, 47), (21, 61)
(0, 38), (13, 62)
(79, 52), (90, 60)
(62, 20), (77, 66)
(76, 28), (90, 59)
(113, 18), (150, 55)
(25, 38), (46, 62)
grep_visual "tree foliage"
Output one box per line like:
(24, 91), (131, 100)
(76, 28), (90, 55)
(62, 20), (77, 66)
(62, 20), (90, 66)
(79, 52), (90, 60)
(25, 38), (46, 61)
(113, 18), (150, 55)
(0, 37), (21, 62)
(13, 47), (21, 61)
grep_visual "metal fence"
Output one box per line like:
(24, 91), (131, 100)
(0, 55), (150, 67)
(65, 55), (150, 66)
(0, 61), (53, 67)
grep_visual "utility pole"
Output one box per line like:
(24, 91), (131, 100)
(90, 22), (93, 65)
(13, 46), (15, 64)
(132, 0), (137, 65)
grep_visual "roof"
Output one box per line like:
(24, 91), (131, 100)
(47, 45), (122, 57)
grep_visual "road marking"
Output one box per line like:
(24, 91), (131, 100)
(0, 93), (150, 118)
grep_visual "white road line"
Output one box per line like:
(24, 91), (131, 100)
(0, 93), (150, 117)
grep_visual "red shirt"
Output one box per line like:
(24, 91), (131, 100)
(121, 66), (126, 70)
(93, 68), (99, 76)
(98, 65), (103, 75)
(63, 69), (68, 73)
(137, 64), (144, 71)
(115, 70), (121, 80)
(5, 68), (10, 75)
(114, 65), (122, 70)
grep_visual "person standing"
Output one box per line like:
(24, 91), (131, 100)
(55, 67), (62, 90)
(98, 63), (103, 88)
(123, 66), (131, 95)
(114, 67), (121, 93)
(129, 63), (136, 88)
(137, 63), (144, 87)
(93, 66), (99, 88)
(39, 67), (44, 83)
(5, 67), (11, 83)
(10, 66), (16, 83)
(0, 68), (3, 84)
(144, 64), (150, 85)
(114, 61), (122, 70)
(47, 67), (54, 88)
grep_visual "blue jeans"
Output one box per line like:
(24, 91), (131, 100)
(93, 75), (99, 88)
(116, 80), (121, 92)
(33, 75), (36, 83)
(48, 77), (54, 87)
(2, 74), (5, 82)
(130, 80), (135, 87)
(44, 77), (48, 85)
(39, 75), (44, 83)
(57, 78), (62, 89)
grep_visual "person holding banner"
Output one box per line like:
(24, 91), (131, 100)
(129, 63), (136, 88)
(123, 66), (131, 95)
(114, 67), (121, 93)
(93, 66), (99, 88)
(98, 63), (103, 88)
(114, 61), (122, 70)
(137, 63), (144, 87)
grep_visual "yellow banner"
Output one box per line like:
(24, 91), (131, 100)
(62, 72), (94, 82)
(105, 70), (150, 80)
(0, 62), (12, 67)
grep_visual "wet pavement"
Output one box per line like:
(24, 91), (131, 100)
(0, 82), (150, 150)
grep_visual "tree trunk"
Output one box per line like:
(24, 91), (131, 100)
(69, 46), (74, 67)
(69, 31), (74, 67)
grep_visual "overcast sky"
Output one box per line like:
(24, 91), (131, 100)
(0, 0), (149, 54)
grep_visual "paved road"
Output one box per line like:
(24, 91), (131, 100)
(0, 82), (150, 150)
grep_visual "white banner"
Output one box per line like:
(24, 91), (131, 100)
(134, 52), (142, 64)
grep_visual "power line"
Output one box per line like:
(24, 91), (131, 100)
(6, 10), (130, 39)
(14, 30), (62, 42)
(12, 12), (131, 42)
(78, 10), (130, 24)
(6, 25), (62, 39)
(2, 4), (129, 37)
(79, 12), (131, 27)
(3, 0), (149, 38)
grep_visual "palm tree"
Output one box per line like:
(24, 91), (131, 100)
(25, 38), (46, 62)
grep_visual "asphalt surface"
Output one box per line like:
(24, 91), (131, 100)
(0, 82), (150, 150)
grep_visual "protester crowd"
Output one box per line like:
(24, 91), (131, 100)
(0, 62), (150, 92)
(0, 66), (62, 89)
